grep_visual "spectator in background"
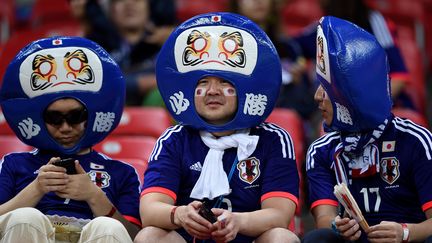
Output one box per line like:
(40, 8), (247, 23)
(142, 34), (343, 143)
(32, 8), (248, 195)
(134, 12), (300, 243)
(0, 36), (141, 242)
(69, 0), (176, 106)
(230, 0), (316, 122)
(294, 0), (415, 111)
(304, 16), (432, 243)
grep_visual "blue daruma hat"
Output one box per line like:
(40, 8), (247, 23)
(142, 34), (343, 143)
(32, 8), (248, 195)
(156, 12), (281, 132)
(0, 36), (125, 154)
(316, 16), (392, 132)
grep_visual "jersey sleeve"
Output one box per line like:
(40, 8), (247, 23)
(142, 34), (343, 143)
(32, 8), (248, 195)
(410, 126), (432, 212)
(0, 155), (17, 204)
(259, 123), (299, 206)
(114, 162), (142, 226)
(306, 135), (339, 209)
(141, 125), (184, 201)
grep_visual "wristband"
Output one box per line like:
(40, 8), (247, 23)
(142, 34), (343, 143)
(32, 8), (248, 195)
(401, 223), (409, 243)
(170, 206), (179, 226)
(105, 206), (117, 217)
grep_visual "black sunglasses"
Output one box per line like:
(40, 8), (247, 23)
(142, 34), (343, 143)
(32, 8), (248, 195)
(43, 108), (88, 126)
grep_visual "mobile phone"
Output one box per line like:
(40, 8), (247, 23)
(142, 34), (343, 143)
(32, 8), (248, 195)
(198, 200), (217, 223)
(53, 158), (77, 174)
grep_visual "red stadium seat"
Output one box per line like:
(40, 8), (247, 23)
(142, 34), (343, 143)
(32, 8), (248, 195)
(266, 108), (305, 162)
(0, 22), (82, 84)
(0, 135), (33, 158)
(0, 108), (14, 135)
(280, 0), (322, 36)
(396, 26), (426, 114)
(93, 136), (157, 184)
(94, 136), (156, 162)
(392, 107), (429, 128)
(30, 0), (77, 27)
(266, 108), (305, 218)
(176, 0), (228, 22)
(111, 107), (173, 139)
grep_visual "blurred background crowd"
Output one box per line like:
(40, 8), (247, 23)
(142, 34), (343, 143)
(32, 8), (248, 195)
(0, 0), (431, 236)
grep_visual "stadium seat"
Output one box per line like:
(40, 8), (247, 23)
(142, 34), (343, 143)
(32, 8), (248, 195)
(0, 22), (82, 84)
(94, 136), (156, 162)
(176, 0), (228, 22)
(0, 108), (14, 135)
(266, 108), (305, 218)
(30, 0), (77, 27)
(280, 0), (322, 36)
(266, 108), (305, 162)
(111, 107), (173, 139)
(392, 107), (429, 128)
(0, 135), (33, 158)
(93, 136), (157, 184)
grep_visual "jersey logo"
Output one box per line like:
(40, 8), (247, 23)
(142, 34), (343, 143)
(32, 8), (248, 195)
(88, 170), (111, 188)
(380, 157), (400, 185)
(190, 161), (203, 172)
(382, 141), (395, 152)
(237, 157), (260, 184)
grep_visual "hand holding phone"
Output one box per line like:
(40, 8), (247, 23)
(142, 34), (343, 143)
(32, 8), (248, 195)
(53, 158), (77, 174)
(198, 200), (217, 223)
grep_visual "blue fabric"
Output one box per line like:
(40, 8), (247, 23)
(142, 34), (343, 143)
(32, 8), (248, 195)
(143, 123), (299, 242)
(316, 16), (392, 132)
(0, 36), (125, 154)
(156, 12), (281, 132)
(306, 117), (432, 226)
(0, 150), (140, 223)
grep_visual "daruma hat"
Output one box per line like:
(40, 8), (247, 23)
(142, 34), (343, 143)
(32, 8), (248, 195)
(316, 16), (392, 132)
(0, 36), (125, 154)
(157, 12), (281, 132)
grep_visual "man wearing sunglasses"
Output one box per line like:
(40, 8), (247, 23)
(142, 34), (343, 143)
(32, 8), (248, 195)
(0, 37), (141, 242)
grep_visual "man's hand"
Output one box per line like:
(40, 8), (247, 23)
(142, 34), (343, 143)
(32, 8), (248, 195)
(175, 201), (213, 240)
(367, 221), (404, 243)
(210, 208), (240, 242)
(335, 215), (362, 241)
(55, 161), (98, 201)
(35, 157), (69, 194)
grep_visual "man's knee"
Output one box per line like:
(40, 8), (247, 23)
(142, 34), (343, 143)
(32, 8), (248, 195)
(302, 228), (344, 243)
(84, 216), (126, 234)
(134, 226), (185, 243)
(3, 207), (48, 226)
(256, 227), (300, 243)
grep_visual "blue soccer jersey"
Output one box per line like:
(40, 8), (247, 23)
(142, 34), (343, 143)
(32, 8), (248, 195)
(306, 116), (432, 226)
(142, 123), (299, 241)
(0, 149), (141, 226)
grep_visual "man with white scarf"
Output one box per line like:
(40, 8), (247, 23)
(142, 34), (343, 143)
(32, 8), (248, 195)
(134, 12), (300, 243)
(304, 16), (432, 243)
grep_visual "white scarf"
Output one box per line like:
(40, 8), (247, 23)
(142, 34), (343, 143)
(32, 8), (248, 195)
(190, 129), (259, 200)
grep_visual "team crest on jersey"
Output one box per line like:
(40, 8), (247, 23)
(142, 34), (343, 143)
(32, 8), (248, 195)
(88, 170), (111, 188)
(237, 157), (260, 184)
(380, 157), (400, 185)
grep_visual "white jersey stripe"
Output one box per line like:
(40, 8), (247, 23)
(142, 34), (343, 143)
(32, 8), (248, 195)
(260, 123), (294, 159)
(306, 132), (339, 171)
(369, 11), (394, 48)
(150, 125), (183, 161)
(393, 117), (432, 159)
(267, 123), (295, 159)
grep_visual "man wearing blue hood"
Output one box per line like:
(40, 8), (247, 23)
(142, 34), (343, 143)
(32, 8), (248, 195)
(0, 36), (141, 242)
(134, 12), (300, 243)
(303, 16), (432, 243)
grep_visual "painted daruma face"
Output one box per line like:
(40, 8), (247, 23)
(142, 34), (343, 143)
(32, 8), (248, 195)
(194, 76), (237, 125)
